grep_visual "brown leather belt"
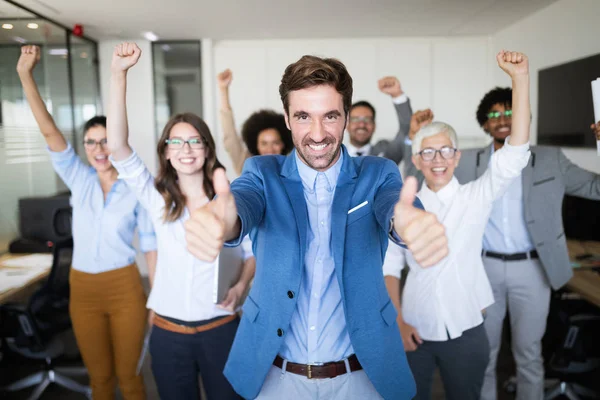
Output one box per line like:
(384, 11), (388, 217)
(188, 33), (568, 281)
(153, 313), (237, 334)
(273, 354), (362, 379)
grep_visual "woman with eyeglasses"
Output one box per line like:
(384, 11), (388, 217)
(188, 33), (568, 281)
(382, 50), (532, 400)
(216, 69), (293, 175)
(16, 45), (157, 400)
(107, 42), (252, 400)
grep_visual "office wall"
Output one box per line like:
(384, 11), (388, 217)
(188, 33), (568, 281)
(210, 36), (496, 174)
(492, 0), (600, 173)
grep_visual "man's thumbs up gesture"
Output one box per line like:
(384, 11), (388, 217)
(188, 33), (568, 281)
(185, 169), (241, 261)
(394, 177), (448, 267)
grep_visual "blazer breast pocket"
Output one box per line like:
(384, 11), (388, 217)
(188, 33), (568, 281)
(533, 176), (556, 186)
(347, 201), (372, 225)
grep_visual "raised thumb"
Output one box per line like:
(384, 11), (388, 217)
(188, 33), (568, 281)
(398, 176), (418, 208)
(213, 168), (231, 198)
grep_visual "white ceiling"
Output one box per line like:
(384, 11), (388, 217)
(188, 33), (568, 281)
(4, 0), (559, 41)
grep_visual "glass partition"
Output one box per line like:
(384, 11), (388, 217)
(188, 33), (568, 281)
(0, 0), (99, 252)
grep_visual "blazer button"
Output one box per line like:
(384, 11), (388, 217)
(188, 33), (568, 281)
(287, 291), (294, 299)
(277, 328), (284, 337)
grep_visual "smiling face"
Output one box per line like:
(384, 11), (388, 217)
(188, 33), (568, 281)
(348, 105), (376, 147)
(413, 132), (461, 192)
(165, 122), (207, 175)
(256, 128), (284, 155)
(83, 125), (113, 173)
(483, 103), (512, 144)
(284, 85), (346, 172)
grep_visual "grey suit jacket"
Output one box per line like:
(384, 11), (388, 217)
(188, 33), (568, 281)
(369, 99), (413, 164)
(401, 110), (600, 289)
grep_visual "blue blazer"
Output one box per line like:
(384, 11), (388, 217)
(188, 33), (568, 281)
(225, 146), (418, 399)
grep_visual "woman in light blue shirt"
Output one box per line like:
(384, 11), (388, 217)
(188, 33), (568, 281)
(17, 45), (157, 400)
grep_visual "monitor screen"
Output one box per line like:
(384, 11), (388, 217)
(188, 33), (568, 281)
(537, 53), (600, 148)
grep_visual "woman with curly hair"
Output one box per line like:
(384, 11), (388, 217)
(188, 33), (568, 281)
(107, 43), (251, 400)
(217, 69), (293, 175)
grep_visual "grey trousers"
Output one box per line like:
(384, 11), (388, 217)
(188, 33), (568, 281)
(406, 323), (490, 400)
(480, 256), (551, 400)
(255, 364), (383, 399)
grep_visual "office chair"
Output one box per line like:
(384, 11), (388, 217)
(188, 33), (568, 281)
(0, 238), (92, 399)
(543, 300), (600, 400)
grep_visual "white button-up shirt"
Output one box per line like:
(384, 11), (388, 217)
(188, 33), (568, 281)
(383, 141), (530, 341)
(111, 151), (252, 322)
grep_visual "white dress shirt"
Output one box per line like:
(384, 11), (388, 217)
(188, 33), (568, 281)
(111, 151), (253, 322)
(383, 141), (530, 341)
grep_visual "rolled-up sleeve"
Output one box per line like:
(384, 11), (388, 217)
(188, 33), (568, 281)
(382, 239), (407, 279)
(48, 142), (92, 192)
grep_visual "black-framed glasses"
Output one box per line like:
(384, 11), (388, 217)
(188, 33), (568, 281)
(83, 138), (108, 149)
(418, 146), (457, 161)
(487, 110), (512, 120)
(349, 116), (374, 124)
(165, 137), (206, 150)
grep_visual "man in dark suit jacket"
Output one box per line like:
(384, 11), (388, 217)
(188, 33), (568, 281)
(403, 88), (600, 400)
(346, 76), (412, 164)
(185, 55), (450, 399)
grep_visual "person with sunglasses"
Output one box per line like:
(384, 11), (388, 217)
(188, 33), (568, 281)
(16, 45), (157, 400)
(383, 50), (531, 400)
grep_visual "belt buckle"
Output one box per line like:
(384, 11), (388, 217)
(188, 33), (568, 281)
(306, 362), (324, 379)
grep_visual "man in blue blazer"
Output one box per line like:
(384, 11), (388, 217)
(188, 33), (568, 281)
(185, 55), (449, 399)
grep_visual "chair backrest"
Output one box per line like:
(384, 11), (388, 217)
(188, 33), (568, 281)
(29, 238), (73, 334)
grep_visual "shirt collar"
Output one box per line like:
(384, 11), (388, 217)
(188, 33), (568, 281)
(346, 142), (371, 157)
(420, 176), (460, 208)
(295, 150), (343, 194)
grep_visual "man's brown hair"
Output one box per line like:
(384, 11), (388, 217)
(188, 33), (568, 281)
(279, 55), (353, 116)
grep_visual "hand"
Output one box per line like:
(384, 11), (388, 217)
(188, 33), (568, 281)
(393, 177), (448, 267)
(217, 69), (233, 89)
(399, 321), (423, 352)
(147, 310), (155, 326)
(218, 281), (247, 312)
(184, 169), (239, 261)
(408, 109), (434, 140)
(111, 42), (141, 73)
(591, 121), (600, 141)
(378, 76), (403, 98)
(497, 50), (528, 78)
(16, 45), (41, 75)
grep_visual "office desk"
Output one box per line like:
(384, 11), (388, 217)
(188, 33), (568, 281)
(0, 253), (50, 305)
(567, 240), (600, 308)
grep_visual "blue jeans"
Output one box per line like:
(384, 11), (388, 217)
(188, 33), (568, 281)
(149, 315), (241, 400)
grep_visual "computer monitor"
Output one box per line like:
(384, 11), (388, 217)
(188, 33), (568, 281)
(18, 193), (72, 244)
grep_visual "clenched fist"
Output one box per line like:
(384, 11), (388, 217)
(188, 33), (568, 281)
(16, 45), (41, 75)
(378, 76), (403, 98)
(112, 42), (141, 73)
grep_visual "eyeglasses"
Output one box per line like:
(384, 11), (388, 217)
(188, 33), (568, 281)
(165, 137), (206, 150)
(487, 110), (512, 120)
(417, 146), (457, 161)
(83, 138), (107, 149)
(349, 116), (374, 124)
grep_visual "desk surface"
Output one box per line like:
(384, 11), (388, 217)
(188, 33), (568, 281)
(0, 253), (50, 305)
(567, 240), (600, 308)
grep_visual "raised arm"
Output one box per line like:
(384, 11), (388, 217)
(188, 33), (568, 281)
(107, 42), (141, 161)
(377, 76), (410, 163)
(16, 45), (67, 152)
(498, 51), (530, 146)
(217, 69), (251, 175)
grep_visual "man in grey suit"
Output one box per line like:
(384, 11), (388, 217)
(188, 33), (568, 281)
(346, 76), (412, 164)
(403, 87), (600, 400)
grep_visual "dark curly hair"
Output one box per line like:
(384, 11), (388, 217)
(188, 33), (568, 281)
(241, 110), (293, 156)
(476, 87), (512, 127)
